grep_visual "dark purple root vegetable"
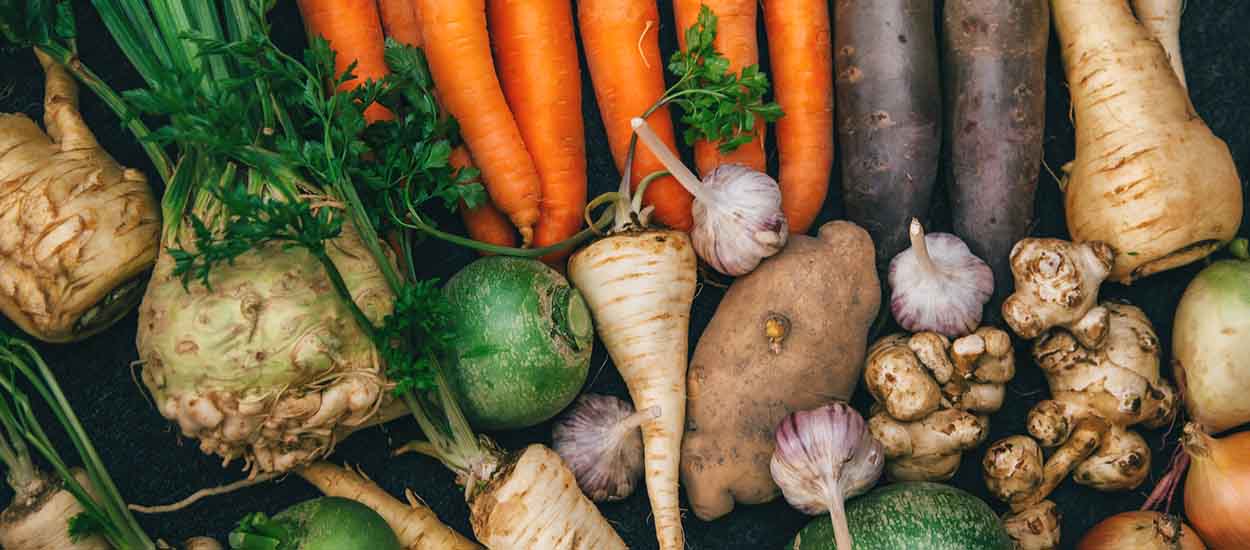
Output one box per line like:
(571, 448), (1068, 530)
(834, 0), (942, 273)
(942, 0), (1050, 323)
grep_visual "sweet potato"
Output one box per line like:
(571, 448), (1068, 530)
(834, 0), (942, 272)
(680, 221), (881, 521)
(943, 0), (1049, 321)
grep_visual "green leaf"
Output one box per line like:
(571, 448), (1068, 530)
(67, 511), (104, 542)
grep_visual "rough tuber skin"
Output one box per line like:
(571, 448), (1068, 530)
(985, 302), (1178, 549)
(1001, 238), (1114, 348)
(864, 327), (1014, 481)
(0, 51), (159, 343)
(138, 222), (393, 474)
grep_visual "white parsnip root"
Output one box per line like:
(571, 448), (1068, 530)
(0, 50), (159, 343)
(1131, 0), (1186, 87)
(1055, 0), (1241, 283)
(0, 469), (109, 550)
(298, 462), (480, 550)
(467, 445), (626, 550)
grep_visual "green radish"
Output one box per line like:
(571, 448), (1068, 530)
(567, 124), (699, 550)
(790, 482), (1012, 550)
(443, 256), (593, 430)
(229, 497), (401, 550)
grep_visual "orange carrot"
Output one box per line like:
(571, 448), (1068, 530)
(673, 0), (766, 176)
(378, 0), (422, 47)
(578, 0), (693, 231)
(416, 0), (542, 246)
(452, 147), (519, 250)
(762, 0), (833, 234)
(297, 0), (394, 123)
(375, 9), (517, 253)
(488, 0), (587, 263)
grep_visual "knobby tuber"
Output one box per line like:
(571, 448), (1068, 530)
(1001, 238), (1114, 347)
(984, 302), (1177, 549)
(0, 50), (158, 343)
(864, 327), (1015, 481)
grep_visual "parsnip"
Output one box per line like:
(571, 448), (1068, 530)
(0, 50), (158, 343)
(1055, 0), (1241, 283)
(1131, 0), (1186, 87)
(567, 119), (701, 550)
(568, 230), (695, 550)
(298, 462), (480, 550)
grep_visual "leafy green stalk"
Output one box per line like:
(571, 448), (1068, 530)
(660, 5), (783, 152)
(0, 334), (155, 549)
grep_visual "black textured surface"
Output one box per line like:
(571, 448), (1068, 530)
(1, 1), (1249, 549)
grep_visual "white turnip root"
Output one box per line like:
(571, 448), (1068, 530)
(567, 123), (700, 550)
(0, 50), (158, 343)
(138, 222), (393, 474)
(1172, 250), (1250, 433)
(1055, 0), (1241, 283)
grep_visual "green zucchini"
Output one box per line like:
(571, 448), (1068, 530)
(791, 482), (1012, 550)
(443, 256), (593, 430)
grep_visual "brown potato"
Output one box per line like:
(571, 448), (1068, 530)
(680, 221), (881, 520)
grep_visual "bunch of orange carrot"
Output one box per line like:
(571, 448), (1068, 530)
(300, 0), (835, 259)
(297, 0), (588, 262)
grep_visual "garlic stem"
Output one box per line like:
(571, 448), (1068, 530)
(630, 117), (710, 202)
(828, 487), (853, 550)
(909, 218), (939, 276)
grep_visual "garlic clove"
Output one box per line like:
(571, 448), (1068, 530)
(889, 218), (994, 338)
(770, 401), (885, 550)
(551, 394), (655, 503)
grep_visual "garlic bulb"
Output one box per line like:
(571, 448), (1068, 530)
(630, 118), (788, 276)
(770, 401), (885, 550)
(552, 394), (656, 502)
(889, 218), (993, 338)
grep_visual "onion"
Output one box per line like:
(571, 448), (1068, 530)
(1182, 422), (1250, 548)
(1172, 249), (1250, 433)
(1077, 511), (1205, 550)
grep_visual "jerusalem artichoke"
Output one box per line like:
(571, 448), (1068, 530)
(863, 327), (1015, 481)
(984, 302), (1178, 549)
(0, 50), (158, 343)
(1001, 238), (1114, 347)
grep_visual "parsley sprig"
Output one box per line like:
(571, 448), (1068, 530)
(660, 6), (783, 152)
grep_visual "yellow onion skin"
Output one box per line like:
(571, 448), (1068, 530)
(1183, 423), (1250, 549)
(1077, 511), (1205, 550)
(137, 221), (393, 474)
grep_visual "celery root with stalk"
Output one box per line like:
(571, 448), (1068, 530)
(0, 331), (191, 549)
(22, 1), (630, 546)
(1055, 0), (1241, 283)
(0, 48), (158, 343)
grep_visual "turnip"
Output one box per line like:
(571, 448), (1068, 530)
(229, 497), (402, 550)
(1054, 0), (1241, 283)
(1173, 243), (1250, 433)
(0, 48), (159, 343)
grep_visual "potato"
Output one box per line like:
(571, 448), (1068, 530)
(680, 221), (881, 520)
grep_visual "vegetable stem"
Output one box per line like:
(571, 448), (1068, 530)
(908, 218), (939, 276)
(630, 117), (708, 203)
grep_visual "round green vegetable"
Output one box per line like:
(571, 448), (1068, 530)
(229, 496), (401, 550)
(790, 482), (1012, 550)
(443, 256), (593, 430)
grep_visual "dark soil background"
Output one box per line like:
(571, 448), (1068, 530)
(2, 1), (1249, 549)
